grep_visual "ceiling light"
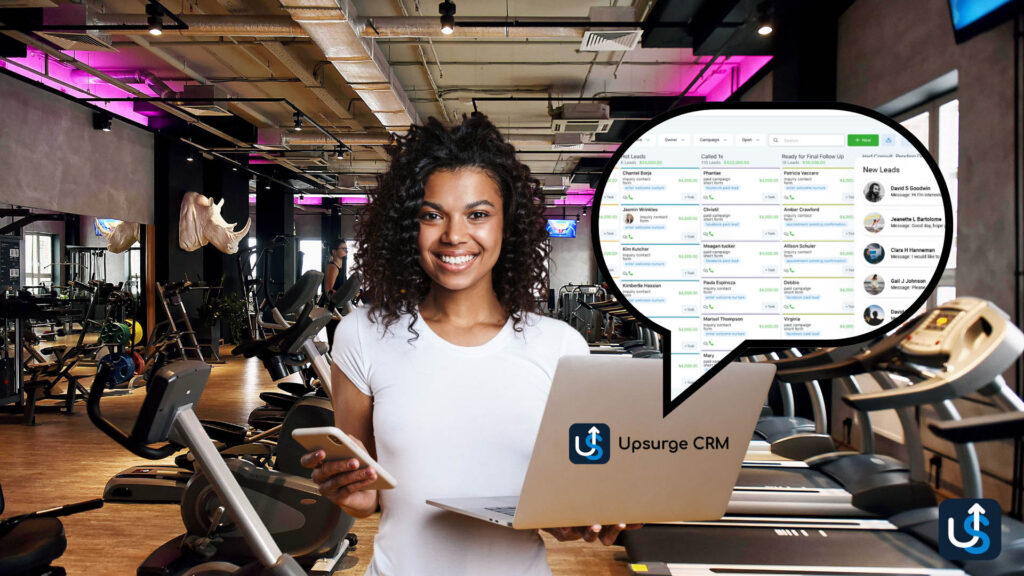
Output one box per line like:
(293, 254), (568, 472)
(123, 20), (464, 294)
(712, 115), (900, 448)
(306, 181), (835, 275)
(355, 214), (360, 222)
(755, 1), (773, 36)
(232, 166), (238, 171)
(146, 3), (164, 36)
(293, 112), (303, 131)
(92, 111), (112, 132)
(186, 152), (194, 162)
(439, 0), (456, 35)
(582, 206), (587, 216)
(265, 183), (271, 190)
(335, 146), (346, 160)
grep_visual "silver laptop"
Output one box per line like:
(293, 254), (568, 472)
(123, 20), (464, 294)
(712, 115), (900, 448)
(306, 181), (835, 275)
(427, 356), (775, 529)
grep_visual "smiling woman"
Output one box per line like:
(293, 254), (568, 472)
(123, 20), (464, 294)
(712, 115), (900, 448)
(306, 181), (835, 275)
(301, 114), (634, 576)
(356, 113), (550, 338)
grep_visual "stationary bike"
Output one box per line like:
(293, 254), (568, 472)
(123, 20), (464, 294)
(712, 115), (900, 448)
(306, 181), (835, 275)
(91, 318), (354, 575)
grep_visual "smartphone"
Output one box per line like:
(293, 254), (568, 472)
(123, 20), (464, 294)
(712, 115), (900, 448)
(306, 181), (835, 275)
(292, 426), (397, 490)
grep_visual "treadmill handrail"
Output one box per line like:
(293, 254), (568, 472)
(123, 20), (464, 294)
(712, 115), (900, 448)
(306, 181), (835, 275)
(774, 313), (928, 383)
(928, 412), (1024, 443)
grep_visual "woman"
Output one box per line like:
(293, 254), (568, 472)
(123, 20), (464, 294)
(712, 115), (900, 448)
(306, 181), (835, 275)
(301, 114), (637, 576)
(324, 238), (347, 348)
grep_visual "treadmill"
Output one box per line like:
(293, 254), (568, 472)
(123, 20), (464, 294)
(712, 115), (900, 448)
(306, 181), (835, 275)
(623, 297), (1023, 576)
(726, 316), (939, 517)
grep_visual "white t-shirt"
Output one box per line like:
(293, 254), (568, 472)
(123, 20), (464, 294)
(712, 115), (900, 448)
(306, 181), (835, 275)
(331, 305), (590, 576)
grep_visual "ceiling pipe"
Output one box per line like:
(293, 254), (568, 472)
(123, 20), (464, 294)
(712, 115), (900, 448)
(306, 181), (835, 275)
(72, 69), (175, 98)
(87, 14), (630, 39)
(259, 129), (393, 147)
(90, 14), (306, 36)
(362, 17), (590, 38)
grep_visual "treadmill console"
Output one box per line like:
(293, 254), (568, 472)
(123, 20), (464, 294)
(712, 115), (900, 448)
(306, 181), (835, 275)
(898, 297), (1019, 371)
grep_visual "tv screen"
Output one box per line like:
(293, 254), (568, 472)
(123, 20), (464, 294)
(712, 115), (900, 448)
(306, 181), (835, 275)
(95, 218), (121, 236)
(546, 219), (577, 238)
(949, 0), (1020, 42)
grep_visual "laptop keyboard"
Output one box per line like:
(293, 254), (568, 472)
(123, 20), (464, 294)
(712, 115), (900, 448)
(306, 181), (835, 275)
(485, 506), (517, 517)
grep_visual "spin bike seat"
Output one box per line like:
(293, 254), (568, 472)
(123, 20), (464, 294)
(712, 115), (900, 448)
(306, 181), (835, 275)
(0, 518), (67, 574)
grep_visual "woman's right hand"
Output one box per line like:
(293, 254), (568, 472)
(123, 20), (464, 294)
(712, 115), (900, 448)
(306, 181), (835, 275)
(301, 443), (380, 517)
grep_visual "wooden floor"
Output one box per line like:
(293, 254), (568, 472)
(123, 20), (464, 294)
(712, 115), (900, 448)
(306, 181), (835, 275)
(0, 348), (630, 575)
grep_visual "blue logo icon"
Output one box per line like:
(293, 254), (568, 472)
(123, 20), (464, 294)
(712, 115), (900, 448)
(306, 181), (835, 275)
(938, 498), (1001, 561)
(569, 423), (609, 464)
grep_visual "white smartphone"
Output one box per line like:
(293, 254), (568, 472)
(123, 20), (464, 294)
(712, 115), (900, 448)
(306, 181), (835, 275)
(292, 426), (397, 490)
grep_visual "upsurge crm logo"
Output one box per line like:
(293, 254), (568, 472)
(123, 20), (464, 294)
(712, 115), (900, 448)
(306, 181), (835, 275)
(938, 498), (1002, 561)
(569, 423), (610, 464)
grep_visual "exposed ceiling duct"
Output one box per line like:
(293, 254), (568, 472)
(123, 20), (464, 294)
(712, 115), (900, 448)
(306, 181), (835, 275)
(279, 0), (418, 132)
(359, 17), (588, 38)
(38, 3), (115, 51)
(86, 13), (638, 41)
(90, 14), (306, 37)
(258, 128), (393, 147)
(71, 68), (175, 98)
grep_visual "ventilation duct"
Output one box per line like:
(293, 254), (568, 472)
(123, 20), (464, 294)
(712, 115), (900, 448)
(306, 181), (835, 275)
(176, 85), (233, 116)
(258, 128), (393, 148)
(551, 103), (613, 134)
(541, 175), (569, 191)
(72, 69), (175, 98)
(280, 0), (419, 132)
(552, 133), (588, 150)
(37, 4), (115, 51)
(580, 7), (642, 51)
(580, 30), (643, 51)
(89, 14), (306, 37)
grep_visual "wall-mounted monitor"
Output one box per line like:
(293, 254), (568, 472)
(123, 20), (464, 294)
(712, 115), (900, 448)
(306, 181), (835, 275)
(546, 219), (577, 238)
(94, 218), (121, 236)
(949, 0), (1021, 43)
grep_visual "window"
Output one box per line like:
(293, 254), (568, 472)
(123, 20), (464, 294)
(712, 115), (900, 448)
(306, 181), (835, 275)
(897, 94), (958, 304)
(299, 239), (323, 278)
(248, 236), (257, 274)
(346, 239), (359, 278)
(127, 243), (141, 295)
(24, 232), (54, 290)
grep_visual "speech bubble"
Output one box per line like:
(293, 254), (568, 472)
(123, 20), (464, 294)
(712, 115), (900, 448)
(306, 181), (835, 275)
(591, 103), (953, 416)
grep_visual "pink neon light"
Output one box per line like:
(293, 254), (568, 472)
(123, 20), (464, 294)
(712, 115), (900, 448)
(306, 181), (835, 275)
(551, 188), (594, 206)
(248, 193), (368, 205)
(681, 55), (772, 102)
(1, 47), (151, 125)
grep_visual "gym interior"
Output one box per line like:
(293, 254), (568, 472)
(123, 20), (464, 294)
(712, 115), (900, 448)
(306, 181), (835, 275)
(1, 0), (1023, 575)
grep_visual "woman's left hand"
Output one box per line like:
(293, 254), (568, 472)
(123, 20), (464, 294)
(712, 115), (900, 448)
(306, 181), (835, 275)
(543, 523), (643, 546)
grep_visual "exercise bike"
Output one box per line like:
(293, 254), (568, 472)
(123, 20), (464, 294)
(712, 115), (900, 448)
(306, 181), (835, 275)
(89, 357), (354, 576)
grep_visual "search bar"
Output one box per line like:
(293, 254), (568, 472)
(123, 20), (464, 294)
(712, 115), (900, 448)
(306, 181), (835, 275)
(768, 134), (844, 146)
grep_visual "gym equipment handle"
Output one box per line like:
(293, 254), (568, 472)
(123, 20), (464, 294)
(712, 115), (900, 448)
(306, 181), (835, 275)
(87, 361), (180, 460)
(70, 280), (94, 293)
(0, 498), (103, 535)
(775, 313), (928, 383)
(928, 412), (1024, 444)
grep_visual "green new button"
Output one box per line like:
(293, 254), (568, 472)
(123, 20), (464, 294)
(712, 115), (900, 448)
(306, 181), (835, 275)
(847, 134), (879, 146)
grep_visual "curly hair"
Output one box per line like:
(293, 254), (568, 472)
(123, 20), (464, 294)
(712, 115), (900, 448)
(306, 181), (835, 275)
(353, 113), (549, 337)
